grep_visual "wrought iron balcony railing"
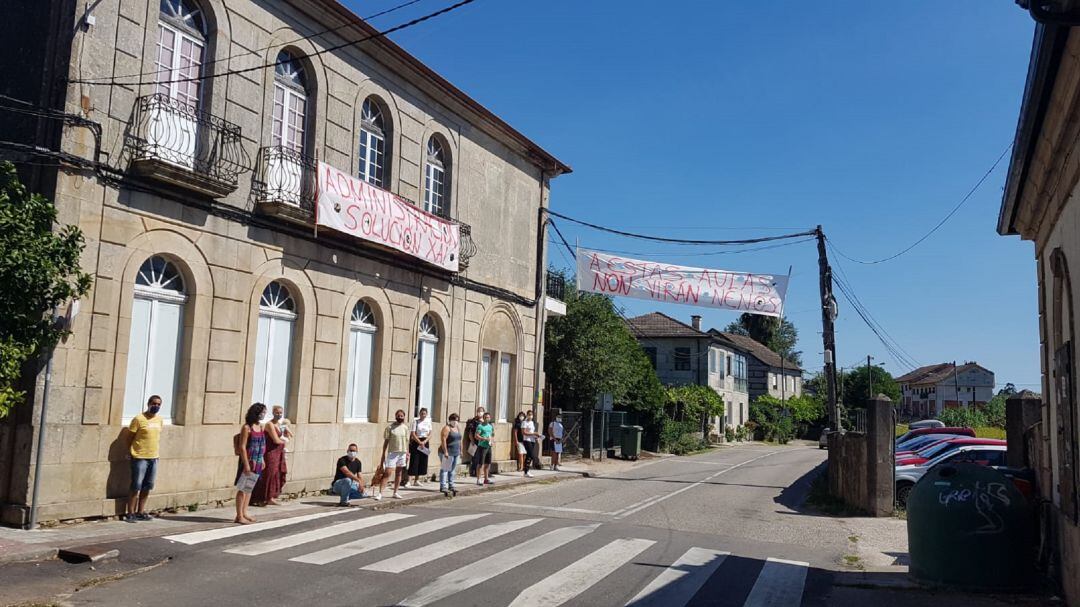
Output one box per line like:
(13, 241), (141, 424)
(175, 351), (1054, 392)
(546, 272), (566, 301)
(251, 145), (317, 215)
(124, 93), (248, 196)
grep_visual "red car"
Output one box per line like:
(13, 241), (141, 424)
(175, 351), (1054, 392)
(896, 437), (1007, 466)
(895, 426), (975, 445)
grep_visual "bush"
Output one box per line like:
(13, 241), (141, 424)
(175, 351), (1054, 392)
(749, 396), (796, 443)
(938, 407), (988, 429)
(660, 419), (698, 452)
(724, 425), (736, 443)
(669, 433), (707, 455)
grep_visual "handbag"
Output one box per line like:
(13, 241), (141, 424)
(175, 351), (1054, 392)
(468, 443), (478, 456)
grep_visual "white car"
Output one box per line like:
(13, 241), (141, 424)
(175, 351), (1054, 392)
(908, 419), (945, 430)
(895, 444), (1008, 508)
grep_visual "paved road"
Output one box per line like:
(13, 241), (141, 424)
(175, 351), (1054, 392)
(58, 445), (1034, 607)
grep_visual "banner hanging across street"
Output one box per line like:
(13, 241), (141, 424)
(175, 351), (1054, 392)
(316, 161), (461, 272)
(576, 248), (790, 318)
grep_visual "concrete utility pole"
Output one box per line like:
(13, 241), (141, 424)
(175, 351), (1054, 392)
(867, 355), (874, 401)
(816, 226), (841, 430)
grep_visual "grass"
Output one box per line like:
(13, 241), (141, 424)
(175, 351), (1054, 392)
(896, 422), (1005, 439)
(842, 554), (865, 570)
(895, 423), (909, 438)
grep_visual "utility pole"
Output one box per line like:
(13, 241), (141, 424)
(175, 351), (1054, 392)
(816, 226), (841, 430)
(953, 360), (960, 410)
(867, 355), (874, 401)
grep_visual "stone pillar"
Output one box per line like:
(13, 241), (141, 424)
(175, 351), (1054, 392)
(1006, 391), (1042, 468)
(865, 395), (895, 516)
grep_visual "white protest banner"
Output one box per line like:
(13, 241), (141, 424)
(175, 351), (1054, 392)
(316, 161), (461, 272)
(576, 248), (790, 318)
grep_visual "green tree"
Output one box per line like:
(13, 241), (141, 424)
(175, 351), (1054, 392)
(664, 384), (724, 421)
(841, 364), (900, 408)
(0, 161), (92, 417)
(545, 272), (664, 419)
(724, 313), (802, 367)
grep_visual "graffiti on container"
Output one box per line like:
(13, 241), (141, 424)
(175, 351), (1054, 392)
(937, 488), (972, 507)
(974, 481), (1011, 535)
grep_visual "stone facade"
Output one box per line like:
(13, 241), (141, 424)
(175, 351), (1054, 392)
(0, 0), (568, 524)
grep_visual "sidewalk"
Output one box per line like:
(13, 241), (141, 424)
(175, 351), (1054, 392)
(0, 455), (650, 565)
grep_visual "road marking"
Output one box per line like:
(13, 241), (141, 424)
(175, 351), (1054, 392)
(362, 518), (543, 573)
(290, 513), (488, 565)
(492, 503), (607, 514)
(612, 451), (783, 519)
(397, 523), (600, 607)
(625, 547), (729, 607)
(162, 509), (354, 545)
(224, 512), (412, 556)
(741, 557), (809, 607)
(507, 538), (655, 607)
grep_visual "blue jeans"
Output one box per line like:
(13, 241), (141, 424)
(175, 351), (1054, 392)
(332, 478), (362, 504)
(130, 458), (158, 492)
(439, 454), (459, 490)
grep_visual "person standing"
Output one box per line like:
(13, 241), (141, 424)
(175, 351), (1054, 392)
(234, 403), (267, 524)
(512, 411), (526, 471)
(548, 414), (564, 471)
(331, 443), (367, 506)
(408, 408), (432, 486)
(252, 405), (288, 506)
(439, 413), (462, 497)
(465, 407), (484, 477)
(474, 412), (495, 485)
(125, 395), (164, 522)
(520, 409), (540, 477)
(380, 409), (410, 499)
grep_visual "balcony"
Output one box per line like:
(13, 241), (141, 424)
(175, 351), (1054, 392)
(734, 378), (748, 393)
(251, 145), (317, 223)
(124, 94), (248, 198)
(545, 272), (567, 316)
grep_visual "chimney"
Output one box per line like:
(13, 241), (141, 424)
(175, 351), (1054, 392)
(691, 315), (702, 331)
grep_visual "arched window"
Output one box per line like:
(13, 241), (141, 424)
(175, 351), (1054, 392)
(415, 314), (439, 418)
(423, 136), (448, 216)
(155, 0), (206, 109)
(253, 281), (296, 415)
(358, 98), (387, 188)
(272, 50), (307, 152)
(345, 301), (377, 422)
(123, 256), (186, 422)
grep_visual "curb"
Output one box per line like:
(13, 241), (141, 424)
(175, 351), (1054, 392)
(0, 544), (58, 564)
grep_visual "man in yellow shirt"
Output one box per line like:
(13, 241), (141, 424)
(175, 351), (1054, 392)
(126, 395), (164, 522)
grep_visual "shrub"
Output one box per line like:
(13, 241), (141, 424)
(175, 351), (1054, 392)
(668, 433), (707, 455)
(724, 425), (736, 443)
(938, 407), (988, 429)
(660, 419), (698, 452)
(749, 396), (795, 443)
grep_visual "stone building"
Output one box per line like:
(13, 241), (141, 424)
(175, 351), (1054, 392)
(996, 15), (1080, 606)
(707, 330), (802, 403)
(0, 0), (569, 524)
(624, 312), (751, 433)
(895, 362), (995, 418)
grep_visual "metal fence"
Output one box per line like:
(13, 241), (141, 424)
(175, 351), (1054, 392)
(851, 409), (868, 433)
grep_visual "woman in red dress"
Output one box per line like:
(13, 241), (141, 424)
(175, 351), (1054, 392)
(252, 405), (288, 506)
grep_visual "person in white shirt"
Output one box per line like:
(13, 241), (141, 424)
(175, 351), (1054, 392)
(520, 409), (541, 477)
(548, 414), (564, 471)
(408, 408), (433, 486)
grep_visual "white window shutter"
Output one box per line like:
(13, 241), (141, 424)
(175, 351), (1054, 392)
(480, 351), (491, 409)
(498, 354), (511, 422)
(266, 317), (294, 413)
(253, 314), (272, 405)
(418, 340), (436, 416)
(348, 329), (374, 421)
(123, 298), (154, 420)
(148, 300), (183, 421)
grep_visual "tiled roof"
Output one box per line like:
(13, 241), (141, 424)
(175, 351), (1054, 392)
(623, 312), (706, 338)
(895, 362), (993, 385)
(709, 330), (802, 372)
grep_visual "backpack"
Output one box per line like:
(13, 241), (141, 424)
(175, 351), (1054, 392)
(233, 431), (244, 456)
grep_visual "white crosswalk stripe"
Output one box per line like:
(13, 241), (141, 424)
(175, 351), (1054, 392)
(162, 508), (354, 545)
(224, 512), (413, 556)
(507, 538), (656, 607)
(397, 523), (601, 607)
(290, 513), (489, 565)
(362, 517), (543, 573)
(742, 557), (809, 607)
(625, 547), (730, 607)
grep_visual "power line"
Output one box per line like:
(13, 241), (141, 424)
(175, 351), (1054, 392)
(563, 237), (817, 259)
(545, 209), (815, 246)
(75, 0), (431, 86)
(826, 142), (1013, 265)
(831, 276), (918, 372)
(72, 0), (477, 88)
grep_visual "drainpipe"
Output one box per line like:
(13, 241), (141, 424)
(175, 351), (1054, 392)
(532, 169), (549, 429)
(27, 309), (59, 530)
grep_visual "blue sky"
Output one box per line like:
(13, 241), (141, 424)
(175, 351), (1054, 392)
(353, 0), (1040, 388)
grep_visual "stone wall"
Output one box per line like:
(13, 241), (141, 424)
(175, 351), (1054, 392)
(827, 398), (894, 516)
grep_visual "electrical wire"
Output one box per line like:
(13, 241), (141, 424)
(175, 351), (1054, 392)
(826, 143), (1013, 265)
(831, 276), (918, 372)
(545, 209), (815, 246)
(75, 0), (431, 86)
(570, 237), (817, 259)
(72, 0), (477, 88)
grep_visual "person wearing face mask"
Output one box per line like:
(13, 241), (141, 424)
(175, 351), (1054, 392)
(379, 409), (410, 499)
(331, 443), (367, 506)
(548, 413), (564, 471)
(520, 409), (540, 477)
(408, 407), (432, 486)
(439, 413), (462, 497)
(474, 412), (495, 485)
(512, 411), (526, 471)
(252, 405), (288, 506)
(125, 395), (165, 522)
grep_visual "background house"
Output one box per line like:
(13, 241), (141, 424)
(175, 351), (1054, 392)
(896, 362), (996, 418)
(709, 330), (803, 403)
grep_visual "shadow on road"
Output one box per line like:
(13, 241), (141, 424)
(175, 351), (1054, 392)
(773, 461), (825, 514)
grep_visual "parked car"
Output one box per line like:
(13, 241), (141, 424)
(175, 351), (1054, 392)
(895, 444), (1008, 507)
(895, 426), (975, 445)
(896, 437), (1006, 466)
(895, 433), (964, 453)
(908, 419), (945, 430)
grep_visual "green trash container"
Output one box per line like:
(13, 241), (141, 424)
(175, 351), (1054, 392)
(907, 462), (1035, 589)
(621, 425), (643, 460)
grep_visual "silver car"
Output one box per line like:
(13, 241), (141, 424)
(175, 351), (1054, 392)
(895, 444), (1008, 507)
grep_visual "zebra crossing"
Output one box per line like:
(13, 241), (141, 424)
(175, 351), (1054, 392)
(160, 508), (813, 607)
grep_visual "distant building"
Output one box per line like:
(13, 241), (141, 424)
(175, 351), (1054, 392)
(624, 312), (750, 435)
(709, 330), (803, 403)
(895, 362), (995, 418)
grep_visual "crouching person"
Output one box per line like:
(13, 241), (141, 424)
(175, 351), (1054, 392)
(332, 444), (366, 506)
